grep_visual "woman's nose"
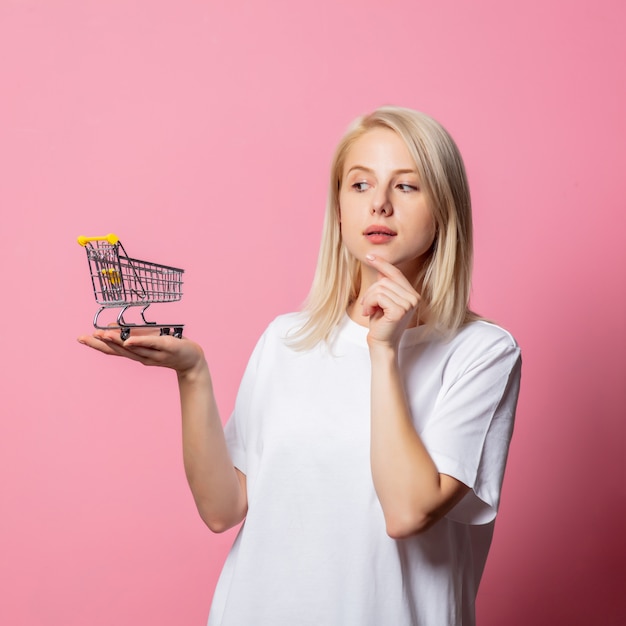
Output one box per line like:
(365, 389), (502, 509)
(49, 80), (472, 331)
(371, 189), (393, 215)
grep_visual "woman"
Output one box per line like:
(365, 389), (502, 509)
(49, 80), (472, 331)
(79, 106), (521, 625)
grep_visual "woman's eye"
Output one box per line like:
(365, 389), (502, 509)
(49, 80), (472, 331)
(397, 183), (418, 192)
(352, 182), (369, 192)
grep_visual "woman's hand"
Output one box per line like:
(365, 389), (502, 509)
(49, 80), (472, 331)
(359, 254), (421, 349)
(77, 328), (205, 376)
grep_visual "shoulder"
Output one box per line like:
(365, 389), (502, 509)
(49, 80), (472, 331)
(448, 320), (521, 372)
(250, 312), (308, 358)
(241, 313), (305, 377)
(452, 320), (519, 355)
(428, 321), (521, 383)
(264, 312), (308, 340)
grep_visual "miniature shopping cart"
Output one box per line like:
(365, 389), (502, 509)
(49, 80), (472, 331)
(78, 234), (184, 339)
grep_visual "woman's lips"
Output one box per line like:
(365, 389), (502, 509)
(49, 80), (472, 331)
(364, 225), (396, 244)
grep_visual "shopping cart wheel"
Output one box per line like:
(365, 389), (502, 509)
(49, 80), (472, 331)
(173, 327), (183, 339)
(120, 328), (131, 341)
(160, 327), (171, 336)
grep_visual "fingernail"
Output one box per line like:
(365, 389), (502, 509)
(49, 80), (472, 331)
(366, 254), (375, 261)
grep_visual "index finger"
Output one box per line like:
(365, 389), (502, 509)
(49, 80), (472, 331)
(365, 254), (411, 283)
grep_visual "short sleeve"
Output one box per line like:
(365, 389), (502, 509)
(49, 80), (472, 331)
(421, 334), (522, 525)
(223, 330), (268, 475)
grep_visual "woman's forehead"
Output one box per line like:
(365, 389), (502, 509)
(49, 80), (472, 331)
(342, 127), (417, 174)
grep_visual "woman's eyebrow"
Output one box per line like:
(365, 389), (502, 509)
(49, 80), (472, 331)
(346, 165), (418, 175)
(345, 165), (371, 175)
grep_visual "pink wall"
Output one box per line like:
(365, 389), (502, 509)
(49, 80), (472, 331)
(1, 1), (624, 624)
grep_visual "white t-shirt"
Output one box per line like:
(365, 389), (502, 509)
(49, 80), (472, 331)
(209, 313), (521, 626)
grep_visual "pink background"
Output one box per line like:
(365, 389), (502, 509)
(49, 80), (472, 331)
(1, 1), (624, 624)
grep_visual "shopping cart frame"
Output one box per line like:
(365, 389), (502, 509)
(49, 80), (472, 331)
(78, 234), (185, 339)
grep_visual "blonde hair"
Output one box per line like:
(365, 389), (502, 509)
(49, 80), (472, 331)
(290, 106), (478, 350)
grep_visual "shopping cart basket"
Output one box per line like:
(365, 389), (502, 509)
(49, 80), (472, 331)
(78, 233), (184, 339)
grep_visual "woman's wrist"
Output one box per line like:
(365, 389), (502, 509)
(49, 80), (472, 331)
(177, 353), (211, 385)
(367, 338), (399, 365)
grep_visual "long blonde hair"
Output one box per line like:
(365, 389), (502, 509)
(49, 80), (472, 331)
(290, 106), (478, 350)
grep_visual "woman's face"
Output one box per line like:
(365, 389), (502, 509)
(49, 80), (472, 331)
(339, 127), (436, 283)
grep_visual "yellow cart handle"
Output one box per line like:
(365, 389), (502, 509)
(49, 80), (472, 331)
(77, 233), (119, 246)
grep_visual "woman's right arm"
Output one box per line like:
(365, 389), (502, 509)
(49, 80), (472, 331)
(77, 330), (248, 533)
(177, 357), (248, 532)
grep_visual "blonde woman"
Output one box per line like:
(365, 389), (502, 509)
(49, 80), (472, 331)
(79, 106), (521, 625)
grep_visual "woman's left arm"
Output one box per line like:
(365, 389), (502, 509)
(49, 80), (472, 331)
(361, 255), (470, 538)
